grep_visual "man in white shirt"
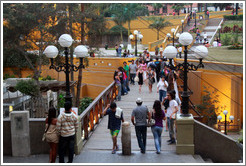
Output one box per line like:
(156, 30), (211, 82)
(165, 91), (178, 145)
(157, 76), (168, 102)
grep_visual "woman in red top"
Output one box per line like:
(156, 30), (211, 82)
(45, 107), (59, 163)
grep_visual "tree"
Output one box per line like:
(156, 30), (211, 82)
(171, 3), (185, 15)
(148, 17), (172, 40)
(151, 3), (163, 15)
(212, 3), (233, 11)
(106, 3), (149, 37)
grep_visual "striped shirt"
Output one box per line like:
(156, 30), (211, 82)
(56, 112), (79, 137)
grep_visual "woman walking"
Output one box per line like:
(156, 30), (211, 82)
(147, 66), (155, 93)
(44, 107), (59, 163)
(151, 100), (166, 154)
(114, 71), (121, 101)
(137, 66), (144, 93)
(157, 75), (169, 102)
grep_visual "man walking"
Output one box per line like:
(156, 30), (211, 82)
(123, 61), (130, 91)
(57, 101), (79, 163)
(129, 60), (138, 85)
(131, 98), (150, 153)
(103, 102), (124, 154)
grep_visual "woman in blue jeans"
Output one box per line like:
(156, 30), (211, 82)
(151, 100), (166, 154)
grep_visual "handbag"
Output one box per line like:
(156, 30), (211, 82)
(147, 112), (155, 127)
(152, 77), (155, 83)
(134, 75), (139, 82)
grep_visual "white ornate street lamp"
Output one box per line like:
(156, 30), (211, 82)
(44, 34), (88, 102)
(164, 32), (208, 116)
(129, 30), (143, 56)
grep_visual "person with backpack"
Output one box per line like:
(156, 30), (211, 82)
(103, 102), (124, 154)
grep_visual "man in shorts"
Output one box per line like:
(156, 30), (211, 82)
(103, 102), (124, 154)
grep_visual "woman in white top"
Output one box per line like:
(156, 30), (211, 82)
(157, 76), (168, 102)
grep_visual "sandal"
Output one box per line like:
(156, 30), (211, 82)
(112, 149), (116, 154)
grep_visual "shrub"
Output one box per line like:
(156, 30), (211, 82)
(57, 93), (65, 110)
(15, 79), (39, 97)
(221, 34), (231, 46)
(3, 74), (15, 80)
(238, 130), (243, 144)
(227, 43), (243, 49)
(222, 26), (232, 33)
(79, 97), (93, 115)
(224, 14), (243, 21)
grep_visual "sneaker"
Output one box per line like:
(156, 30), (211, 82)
(168, 141), (176, 145)
(167, 139), (172, 142)
(156, 151), (161, 154)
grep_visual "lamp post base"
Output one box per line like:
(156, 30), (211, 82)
(65, 95), (72, 103)
(180, 113), (192, 117)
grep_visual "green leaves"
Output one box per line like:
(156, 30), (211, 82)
(79, 97), (93, 115)
(15, 79), (39, 97)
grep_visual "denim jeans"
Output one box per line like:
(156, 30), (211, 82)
(121, 80), (128, 95)
(167, 117), (175, 141)
(116, 83), (121, 101)
(135, 126), (147, 152)
(151, 126), (163, 153)
(59, 135), (75, 163)
(159, 90), (167, 102)
(125, 77), (130, 91)
(130, 73), (136, 84)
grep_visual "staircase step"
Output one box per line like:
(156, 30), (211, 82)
(193, 155), (205, 163)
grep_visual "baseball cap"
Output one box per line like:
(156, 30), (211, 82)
(136, 98), (143, 103)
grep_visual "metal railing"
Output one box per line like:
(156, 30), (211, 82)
(75, 81), (117, 154)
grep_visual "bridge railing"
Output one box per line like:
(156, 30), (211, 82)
(75, 81), (117, 154)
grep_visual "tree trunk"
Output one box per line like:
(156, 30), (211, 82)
(157, 30), (159, 40)
(68, 4), (75, 105)
(128, 20), (131, 44)
(236, 3), (239, 15)
(76, 3), (85, 108)
(120, 30), (123, 43)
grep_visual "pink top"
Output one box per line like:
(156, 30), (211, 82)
(138, 63), (147, 71)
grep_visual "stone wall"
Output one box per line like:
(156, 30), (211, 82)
(3, 118), (49, 156)
(194, 120), (242, 163)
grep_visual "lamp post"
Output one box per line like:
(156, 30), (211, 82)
(43, 34), (88, 103)
(217, 111), (234, 135)
(163, 32), (208, 117)
(181, 20), (184, 33)
(129, 30), (143, 57)
(194, 12), (197, 28)
(171, 28), (176, 46)
(218, 26), (221, 40)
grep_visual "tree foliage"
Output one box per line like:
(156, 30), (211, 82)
(15, 79), (39, 97)
(147, 17), (172, 40)
(79, 97), (93, 115)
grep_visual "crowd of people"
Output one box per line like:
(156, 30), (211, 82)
(111, 56), (182, 154)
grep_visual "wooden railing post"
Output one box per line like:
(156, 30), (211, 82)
(83, 115), (89, 140)
(89, 108), (94, 131)
(94, 103), (99, 124)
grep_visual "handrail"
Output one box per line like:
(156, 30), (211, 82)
(209, 18), (224, 44)
(75, 81), (117, 154)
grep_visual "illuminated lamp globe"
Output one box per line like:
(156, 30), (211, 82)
(74, 45), (89, 58)
(43, 45), (58, 58)
(217, 115), (222, 121)
(167, 33), (171, 37)
(179, 32), (193, 46)
(194, 45), (208, 59)
(223, 110), (228, 115)
(139, 34), (143, 39)
(133, 30), (138, 35)
(58, 34), (73, 48)
(181, 19), (184, 23)
(229, 115), (234, 121)
(218, 26), (221, 29)
(171, 28), (176, 33)
(176, 33), (180, 38)
(129, 34), (134, 40)
(163, 46), (177, 59)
